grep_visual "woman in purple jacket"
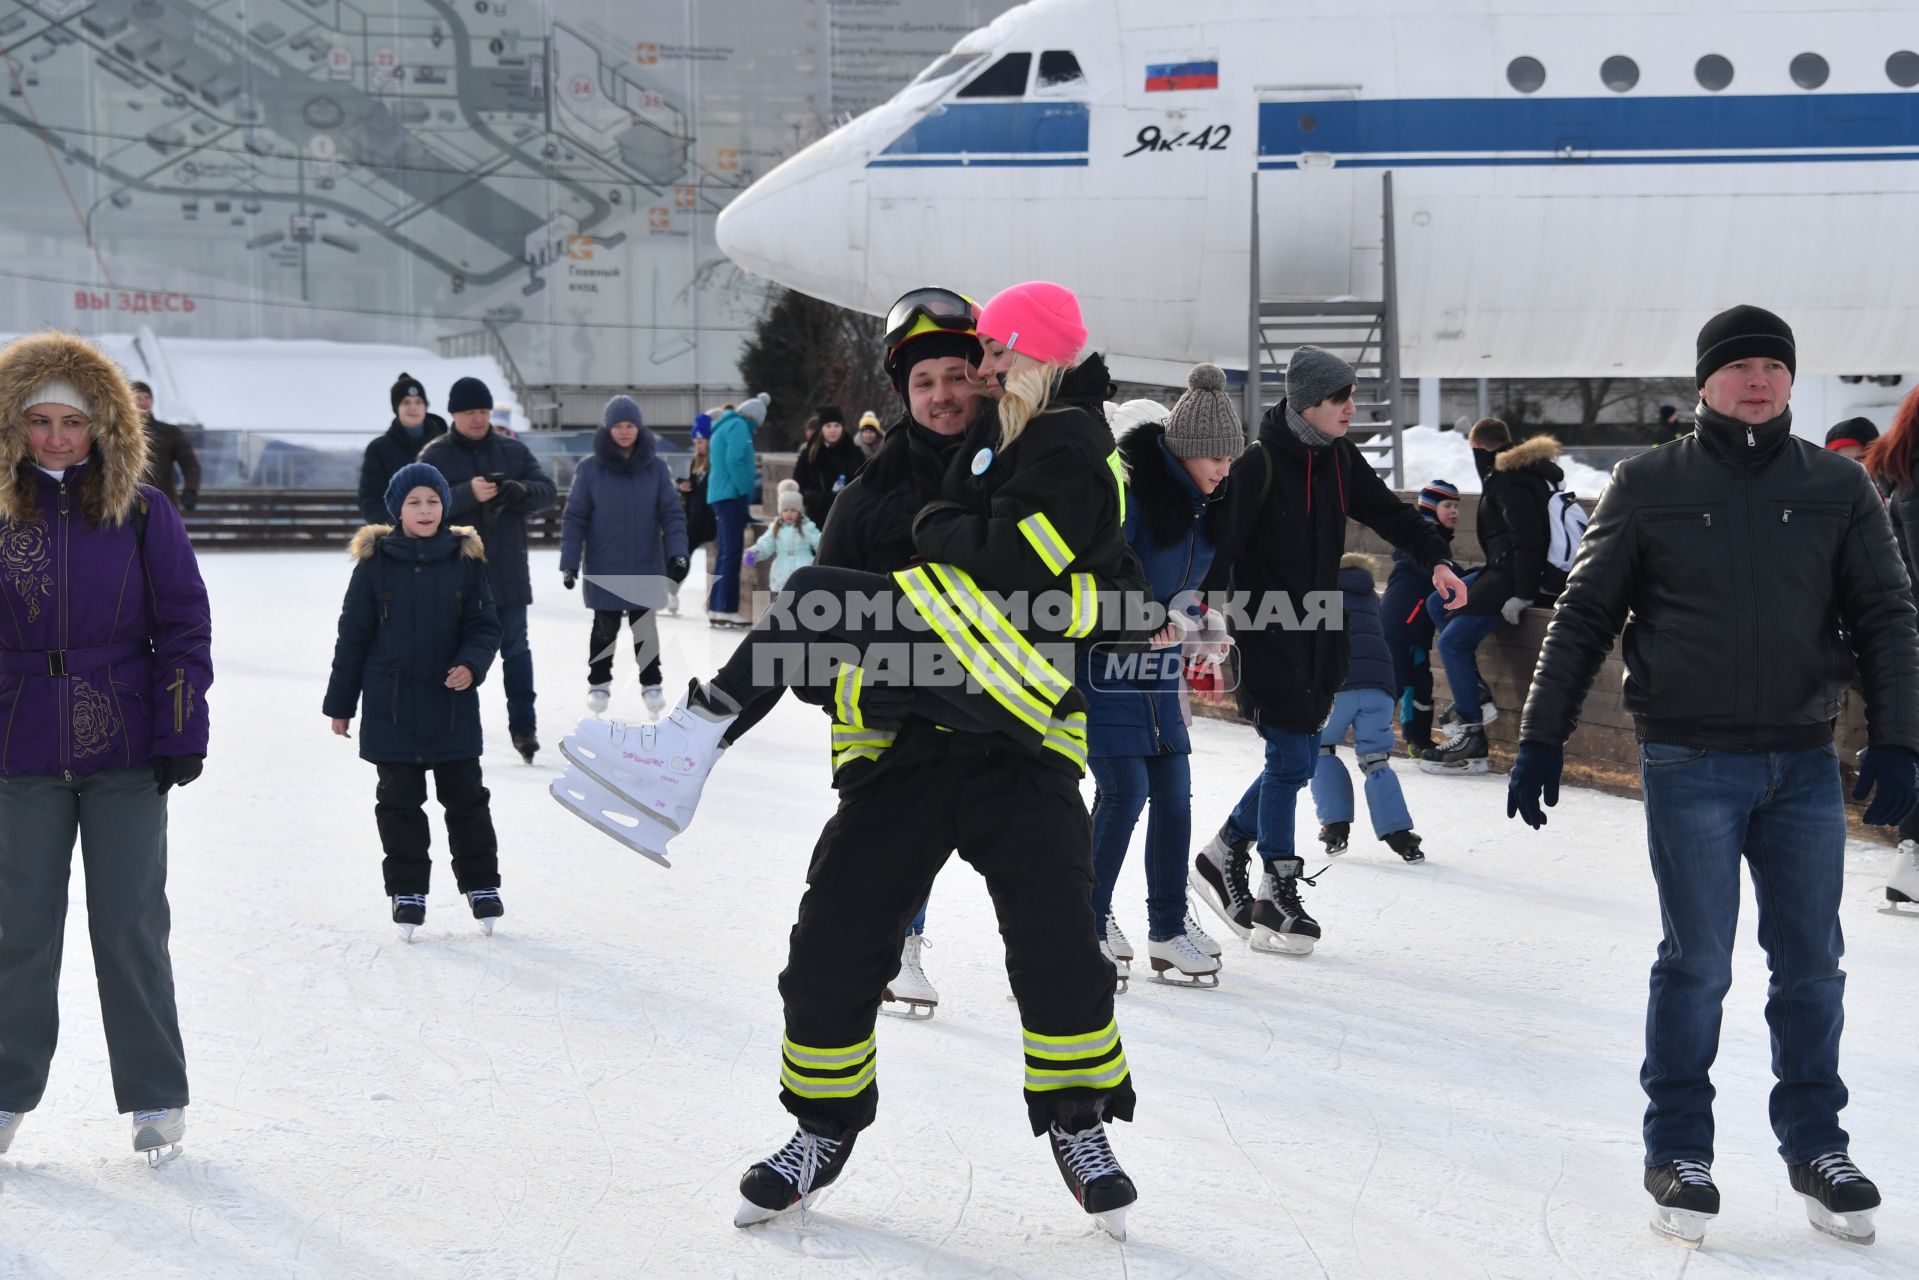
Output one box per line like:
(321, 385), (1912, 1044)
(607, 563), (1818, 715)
(0, 332), (213, 1165)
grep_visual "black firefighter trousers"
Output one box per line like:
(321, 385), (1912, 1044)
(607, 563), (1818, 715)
(775, 723), (1135, 1140)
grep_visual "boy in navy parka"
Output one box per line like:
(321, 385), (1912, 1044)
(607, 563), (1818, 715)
(324, 462), (506, 938)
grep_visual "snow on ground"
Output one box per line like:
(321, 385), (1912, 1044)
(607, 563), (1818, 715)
(3, 547), (1915, 1279)
(1400, 425), (1614, 498)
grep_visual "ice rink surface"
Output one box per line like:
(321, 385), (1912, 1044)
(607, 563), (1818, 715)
(1, 548), (1913, 1279)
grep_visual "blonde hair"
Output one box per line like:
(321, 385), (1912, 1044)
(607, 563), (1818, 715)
(996, 354), (1065, 449)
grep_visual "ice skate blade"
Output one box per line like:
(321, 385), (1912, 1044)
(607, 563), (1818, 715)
(558, 731), (688, 834)
(550, 772), (674, 867)
(1649, 1205), (1711, 1247)
(1149, 966), (1220, 988)
(399, 923), (417, 942)
(880, 988), (937, 1019)
(1250, 927), (1316, 956)
(144, 1143), (182, 1168)
(479, 918), (495, 936)
(1800, 1195), (1875, 1245)
(1416, 757), (1490, 776)
(734, 1198), (784, 1228)
(1094, 1206), (1128, 1241)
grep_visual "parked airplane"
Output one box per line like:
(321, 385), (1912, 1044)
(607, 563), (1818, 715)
(716, 0), (1919, 402)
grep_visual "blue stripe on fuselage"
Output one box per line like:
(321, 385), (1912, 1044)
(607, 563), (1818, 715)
(872, 101), (1090, 166)
(1258, 92), (1919, 162)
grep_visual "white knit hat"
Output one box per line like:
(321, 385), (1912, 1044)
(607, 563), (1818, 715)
(25, 378), (90, 418)
(776, 477), (803, 515)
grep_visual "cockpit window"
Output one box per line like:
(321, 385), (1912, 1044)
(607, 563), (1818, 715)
(956, 52), (1032, 99)
(1038, 51), (1084, 88)
(915, 52), (984, 86)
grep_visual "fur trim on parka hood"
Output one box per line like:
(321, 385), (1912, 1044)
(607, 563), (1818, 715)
(348, 523), (485, 562)
(1339, 552), (1384, 577)
(1494, 434), (1562, 471)
(0, 331), (147, 526)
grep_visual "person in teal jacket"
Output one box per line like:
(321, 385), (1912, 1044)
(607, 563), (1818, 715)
(745, 480), (821, 591)
(705, 393), (767, 626)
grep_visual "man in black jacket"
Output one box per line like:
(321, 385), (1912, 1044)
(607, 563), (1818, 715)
(1423, 418), (1568, 773)
(358, 373), (449, 525)
(1193, 346), (1466, 957)
(1510, 305), (1919, 1246)
(419, 377), (557, 762)
(131, 381), (202, 512)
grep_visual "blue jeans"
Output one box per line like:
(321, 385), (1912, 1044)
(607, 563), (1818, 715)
(1089, 753), (1193, 939)
(1223, 726), (1321, 866)
(708, 497), (751, 615)
(908, 897), (928, 935)
(1638, 741), (1850, 1166)
(496, 605), (537, 738)
(1433, 611), (1499, 725)
(1311, 689), (1413, 837)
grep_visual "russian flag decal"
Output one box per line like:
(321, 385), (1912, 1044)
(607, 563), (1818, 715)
(1146, 57), (1219, 92)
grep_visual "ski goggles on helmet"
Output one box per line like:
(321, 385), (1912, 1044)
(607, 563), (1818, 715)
(883, 287), (979, 359)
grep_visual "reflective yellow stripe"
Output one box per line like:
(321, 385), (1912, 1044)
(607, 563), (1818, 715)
(1025, 1055), (1131, 1093)
(834, 662), (865, 729)
(1106, 450), (1128, 526)
(1063, 571), (1097, 639)
(833, 745), (890, 770)
(929, 563), (1071, 701)
(1041, 713), (1088, 771)
(897, 568), (1055, 735)
(1018, 512), (1073, 575)
(1022, 1019), (1121, 1061)
(782, 1061), (878, 1099)
(783, 1034), (874, 1067)
(831, 725), (896, 749)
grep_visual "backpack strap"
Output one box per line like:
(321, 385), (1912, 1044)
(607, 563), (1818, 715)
(1253, 439), (1276, 505)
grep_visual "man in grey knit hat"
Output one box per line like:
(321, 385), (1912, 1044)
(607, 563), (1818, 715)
(1192, 346), (1467, 958)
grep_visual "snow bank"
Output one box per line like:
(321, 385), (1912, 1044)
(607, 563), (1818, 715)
(1399, 425), (1614, 498)
(0, 331), (524, 439)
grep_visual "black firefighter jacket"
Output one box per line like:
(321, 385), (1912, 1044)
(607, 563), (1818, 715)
(1205, 401), (1454, 734)
(1520, 408), (1919, 753)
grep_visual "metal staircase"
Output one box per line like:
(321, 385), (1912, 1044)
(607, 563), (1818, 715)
(1245, 173), (1404, 486)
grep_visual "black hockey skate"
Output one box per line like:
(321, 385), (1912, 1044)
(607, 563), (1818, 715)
(1645, 1160), (1718, 1247)
(1193, 829), (1254, 938)
(391, 893), (426, 942)
(1382, 830), (1425, 863)
(1048, 1117), (1137, 1240)
(1403, 699), (1436, 755)
(512, 733), (540, 765)
(1418, 724), (1489, 775)
(1318, 821), (1350, 857)
(1250, 858), (1321, 956)
(1789, 1153), (1880, 1244)
(734, 1127), (858, 1227)
(465, 888), (504, 935)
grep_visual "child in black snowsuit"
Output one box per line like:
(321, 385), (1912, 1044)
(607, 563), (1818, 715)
(324, 462), (506, 938)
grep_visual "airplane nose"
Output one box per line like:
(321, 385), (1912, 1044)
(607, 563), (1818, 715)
(717, 143), (870, 310)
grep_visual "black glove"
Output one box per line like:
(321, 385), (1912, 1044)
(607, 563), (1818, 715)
(562, 571), (577, 590)
(666, 555), (690, 584)
(180, 490), (199, 512)
(1506, 740), (1563, 829)
(497, 479), (528, 511)
(153, 754), (204, 795)
(1853, 744), (1919, 826)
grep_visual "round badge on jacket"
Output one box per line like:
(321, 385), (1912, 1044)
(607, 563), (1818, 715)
(970, 447), (994, 476)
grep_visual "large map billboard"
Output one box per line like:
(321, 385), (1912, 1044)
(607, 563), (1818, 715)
(0, 0), (1015, 389)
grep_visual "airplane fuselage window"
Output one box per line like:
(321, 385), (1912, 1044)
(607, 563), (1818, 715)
(1695, 54), (1735, 91)
(957, 52), (1033, 99)
(1891, 50), (1919, 87)
(1506, 56), (1546, 94)
(1791, 53), (1830, 89)
(1038, 51), (1085, 89)
(916, 52), (984, 86)
(1601, 55), (1639, 93)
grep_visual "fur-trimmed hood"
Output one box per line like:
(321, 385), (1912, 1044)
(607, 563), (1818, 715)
(0, 331), (147, 526)
(1118, 419), (1218, 549)
(1495, 434), (1563, 475)
(349, 523), (484, 563)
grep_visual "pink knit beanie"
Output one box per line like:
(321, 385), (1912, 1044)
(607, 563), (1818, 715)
(976, 281), (1087, 367)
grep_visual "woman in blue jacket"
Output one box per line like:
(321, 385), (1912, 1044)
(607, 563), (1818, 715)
(704, 393), (768, 627)
(560, 397), (690, 719)
(1080, 366), (1241, 987)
